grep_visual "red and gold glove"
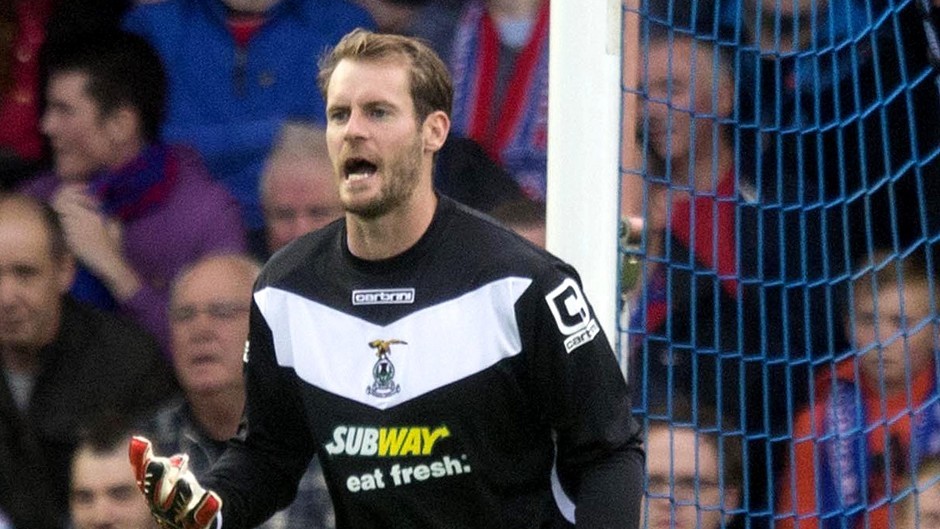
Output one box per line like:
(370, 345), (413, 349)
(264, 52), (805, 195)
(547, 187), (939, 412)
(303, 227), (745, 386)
(129, 436), (222, 529)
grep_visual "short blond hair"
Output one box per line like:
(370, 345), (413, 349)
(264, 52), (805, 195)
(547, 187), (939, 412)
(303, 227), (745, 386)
(317, 28), (453, 124)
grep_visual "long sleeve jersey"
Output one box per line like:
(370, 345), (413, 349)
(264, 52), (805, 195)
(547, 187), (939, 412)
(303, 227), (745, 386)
(204, 196), (644, 529)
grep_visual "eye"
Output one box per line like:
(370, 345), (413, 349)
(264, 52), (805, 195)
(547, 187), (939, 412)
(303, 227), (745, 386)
(272, 208), (298, 221)
(854, 312), (877, 326)
(109, 485), (137, 502)
(71, 490), (94, 506)
(328, 108), (350, 124)
(12, 264), (40, 281)
(369, 106), (389, 119)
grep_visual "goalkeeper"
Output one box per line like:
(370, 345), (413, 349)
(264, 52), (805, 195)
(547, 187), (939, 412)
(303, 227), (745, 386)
(130, 29), (644, 529)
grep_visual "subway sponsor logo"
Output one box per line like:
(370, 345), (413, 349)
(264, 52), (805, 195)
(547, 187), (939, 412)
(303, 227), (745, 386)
(324, 425), (451, 457)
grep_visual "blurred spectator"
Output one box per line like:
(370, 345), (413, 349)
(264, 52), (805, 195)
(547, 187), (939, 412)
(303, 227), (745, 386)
(0, 0), (131, 191)
(354, 0), (427, 33)
(0, 192), (174, 529)
(644, 399), (743, 529)
(254, 121), (342, 260)
(69, 419), (160, 529)
(897, 456), (940, 529)
(433, 135), (525, 212)
(630, 28), (789, 529)
(412, 0), (549, 199)
(140, 253), (334, 529)
(123, 0), (374, 233)
(777, 248), (940, 529)
(489, 198), (545, 248)
(630, 28), (759, 424)
(19, 30), (246, 353)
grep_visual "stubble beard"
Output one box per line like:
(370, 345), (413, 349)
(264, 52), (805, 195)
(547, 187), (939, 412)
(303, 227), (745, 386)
(343, 135), (424, 220)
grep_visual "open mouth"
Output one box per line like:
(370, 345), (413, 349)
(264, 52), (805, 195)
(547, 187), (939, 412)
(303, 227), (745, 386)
(344, 157), (378, 182)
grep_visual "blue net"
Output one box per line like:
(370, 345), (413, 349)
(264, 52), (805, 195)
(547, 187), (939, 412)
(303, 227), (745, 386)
(621, 1), (940, 529)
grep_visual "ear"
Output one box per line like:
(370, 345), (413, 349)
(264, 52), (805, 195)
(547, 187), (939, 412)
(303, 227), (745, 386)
(56, 253), (77, 293)
(421, 110), (450, 154)
(104, 106), (142, 145)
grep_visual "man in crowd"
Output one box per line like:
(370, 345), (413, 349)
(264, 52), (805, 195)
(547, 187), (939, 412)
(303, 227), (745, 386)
(643, 400), (743, 529)
(255, 122), (343, 259)
(69, 419), (161, 529)
(20, 30), (246, 352)
(0, 192), (172, 528)
(140, 253), (334, 528)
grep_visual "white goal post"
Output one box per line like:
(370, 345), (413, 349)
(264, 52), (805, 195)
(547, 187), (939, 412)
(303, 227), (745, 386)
(546, 0), (636, 361)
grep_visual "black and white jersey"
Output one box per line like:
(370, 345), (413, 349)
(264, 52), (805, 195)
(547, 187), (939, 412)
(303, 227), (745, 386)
(205, 196), (643, 529)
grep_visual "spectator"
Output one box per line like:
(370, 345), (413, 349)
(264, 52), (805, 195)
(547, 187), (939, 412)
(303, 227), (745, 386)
(411, 0), (550, 199)
(777, 247), (940, 529)
(140, 253), (334, 529)
(69, 419), (160, 529)
(897, 455), (940, 529)
(0, 192), (174, 529)
(489, 198), (545, 248)
(354, 0), (427, 33)
(0, 0), (132, 191)
(123, 0), (374, 233)
(432, 135), (525, 213)
(630, 27), (759, 424)
(19, 30), (246, 353)
(644, 399), (743, 529)
(254, 121), (342, 260)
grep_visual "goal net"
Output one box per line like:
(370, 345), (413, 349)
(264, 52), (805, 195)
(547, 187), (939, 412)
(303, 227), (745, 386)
(620, 0), (940, 528)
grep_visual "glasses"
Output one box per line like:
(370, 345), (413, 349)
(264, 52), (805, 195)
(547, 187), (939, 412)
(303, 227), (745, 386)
(169, 302), (250, 323)
(647, 474), (720, 500)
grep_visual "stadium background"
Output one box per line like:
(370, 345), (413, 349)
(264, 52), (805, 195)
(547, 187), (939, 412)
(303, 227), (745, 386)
(545, 1), (940, 528)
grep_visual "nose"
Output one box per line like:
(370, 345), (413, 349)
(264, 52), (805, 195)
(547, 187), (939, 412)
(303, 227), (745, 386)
(40, 109), (57, 137)
(87, 496), (115, 528)
(342, 109), (369, 141)
(290, 215), (319, 239)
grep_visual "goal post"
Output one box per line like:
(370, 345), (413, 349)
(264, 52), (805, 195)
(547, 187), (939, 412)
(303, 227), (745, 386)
(545, 0), (627, 358)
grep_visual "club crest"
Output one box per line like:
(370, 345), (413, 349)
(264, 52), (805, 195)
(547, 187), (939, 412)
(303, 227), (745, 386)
(366, 339), (406, 398)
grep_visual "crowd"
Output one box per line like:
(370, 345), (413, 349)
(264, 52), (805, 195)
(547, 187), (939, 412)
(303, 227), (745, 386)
(1, 0), (939, 527)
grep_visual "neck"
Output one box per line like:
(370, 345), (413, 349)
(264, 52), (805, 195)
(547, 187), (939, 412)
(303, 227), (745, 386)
(108, 138), (147, 173)
(188, 386), (246, 442)
(345, 181), (438, 261)
(488, 0), (541, 19)
(667, 139), (735, 196)
(0, 345), (41, 377)
(692, 141), (735, 192)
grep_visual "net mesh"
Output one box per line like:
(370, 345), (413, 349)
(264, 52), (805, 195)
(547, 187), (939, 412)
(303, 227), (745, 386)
(620, 1), (940, 529)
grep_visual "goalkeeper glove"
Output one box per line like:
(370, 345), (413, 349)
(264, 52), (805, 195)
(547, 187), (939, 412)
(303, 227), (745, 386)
(129, 436), (222, 529)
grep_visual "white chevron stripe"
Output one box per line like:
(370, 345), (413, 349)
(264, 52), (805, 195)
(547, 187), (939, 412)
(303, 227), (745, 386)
(254, 277), (533, 410)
